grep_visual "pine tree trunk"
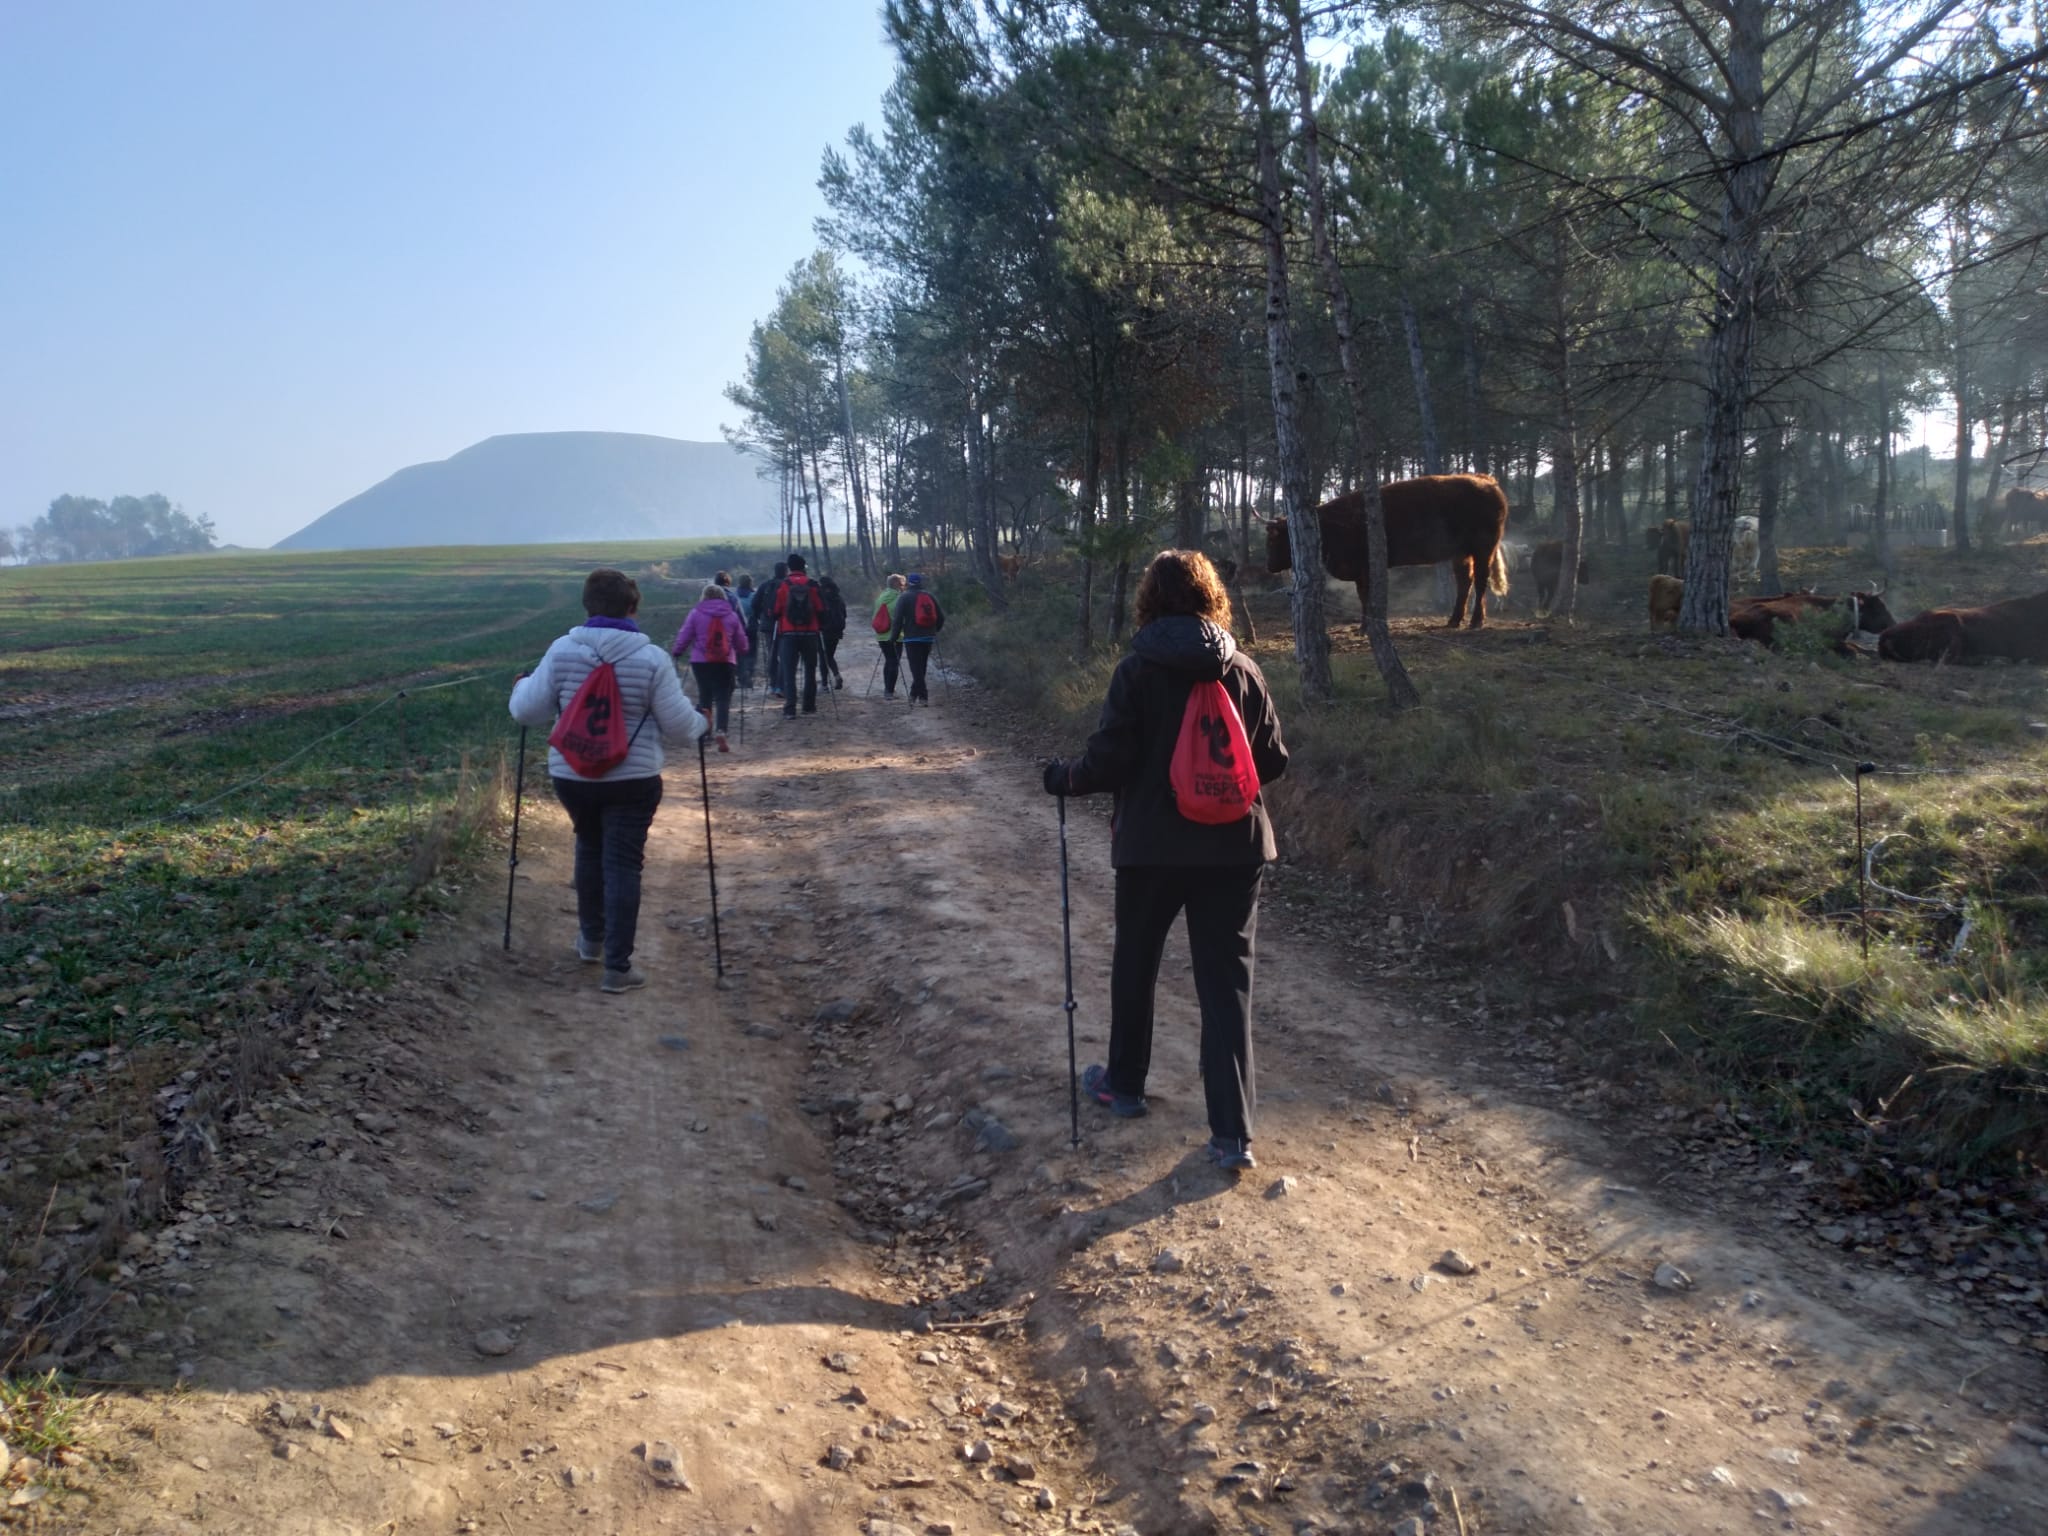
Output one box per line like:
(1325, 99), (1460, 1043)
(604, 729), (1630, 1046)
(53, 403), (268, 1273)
(1952, 344), (1974, 553)
(1077, 414), (1100, 656)
(838, 365), (877, 578)
(1874, 360), (1893, 571)
(1283, 0), (1415, 706)
(1461, 288), (1487, 476)
(1400, 290), (1455, 613)
(1108, 427), (1132, 644)
(1758, 422), (1783, 591)
(1255, 10), (1333, 704)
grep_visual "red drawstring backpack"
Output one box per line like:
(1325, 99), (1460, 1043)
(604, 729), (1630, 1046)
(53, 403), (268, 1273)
(1168, 679), (1259, 824)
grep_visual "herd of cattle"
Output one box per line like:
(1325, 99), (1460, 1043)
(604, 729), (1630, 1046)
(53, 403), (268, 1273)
(1252, 472), (2048, 666)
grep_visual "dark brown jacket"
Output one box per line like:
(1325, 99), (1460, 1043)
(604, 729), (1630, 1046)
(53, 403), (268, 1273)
(1066, 617), (1288, 867)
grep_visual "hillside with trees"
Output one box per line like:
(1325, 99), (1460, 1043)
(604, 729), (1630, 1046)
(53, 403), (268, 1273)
(726, 0), (2048, 703)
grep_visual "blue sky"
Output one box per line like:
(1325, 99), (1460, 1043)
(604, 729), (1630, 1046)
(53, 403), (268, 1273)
(0, 2), (898, 548)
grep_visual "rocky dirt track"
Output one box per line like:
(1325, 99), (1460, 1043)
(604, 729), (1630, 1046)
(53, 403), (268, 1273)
(57, 667), (2048, 1534)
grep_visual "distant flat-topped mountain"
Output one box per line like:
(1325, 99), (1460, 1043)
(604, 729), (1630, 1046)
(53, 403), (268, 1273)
(275, 432), (778, 550)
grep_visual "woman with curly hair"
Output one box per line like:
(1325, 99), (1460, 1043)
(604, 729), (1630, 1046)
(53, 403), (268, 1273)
(1042, 549), (1289, 1171)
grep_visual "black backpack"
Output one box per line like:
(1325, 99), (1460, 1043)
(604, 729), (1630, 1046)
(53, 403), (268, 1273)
(783, 578), (816, 626)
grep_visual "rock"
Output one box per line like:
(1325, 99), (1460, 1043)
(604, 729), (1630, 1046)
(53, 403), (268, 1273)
(824, 1351), (862, 1373)
(1266, 1177), (1297, 1200)
(843, 1385), (870, 1405)
(815, 999), (862, 1024)
(576, 1191), (620, 1215)
(863, 1522), (919, 1536)
(826, 1443), (856, 1472)
(962, 1440), (993, 1463)
(0, 1441), (9, 1480)
(744, 1023), (784, 1040)
(190, 1455), (211, 1471)
(1036, 1486), (1056, 1510)
(1767, 1488), (1810, 1511)
(963, 1107), (1019, 1153)
(782, 1175), (809, 1192)
(644, 1439), (688, 1488)
(1004, 1453), (1038, 1480)
(473, 1329), (516, 1358)
(755, 1212), (779, 1232)
(1707, 1465), (1737, 1488)
(1437, 1249), (1479, 1276)
(1653, 1262), (1692, 1292)
(326, 1416), (353, 1443)
(1392, 1520), (1426, 1536)
(1192, 1403), (1218, 1425)
(561, 1466), (596, 1488)
(276, 1441), (306, 1461)
(354, 1111), (398, 1135)
(1153, 1249), (1186, 1274)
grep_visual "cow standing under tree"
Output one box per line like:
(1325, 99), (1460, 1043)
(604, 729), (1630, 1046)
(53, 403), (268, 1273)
(1264, 474), (1511, 630)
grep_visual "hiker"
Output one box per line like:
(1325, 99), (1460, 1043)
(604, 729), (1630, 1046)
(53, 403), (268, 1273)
(733, 573), (759, 689)
(670, 583), (749, 752)
(509, 568), (708, 994)
(872, 573), (907, 697)
(1040, 549), (1289, 1171)
(753, 562), (788, 698)
(892, 572), (945, 703)
(818, 574), (849, 690)
(774, 553), (825, 716)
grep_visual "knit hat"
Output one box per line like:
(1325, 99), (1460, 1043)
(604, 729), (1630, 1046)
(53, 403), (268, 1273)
(906, 572), (924, 586)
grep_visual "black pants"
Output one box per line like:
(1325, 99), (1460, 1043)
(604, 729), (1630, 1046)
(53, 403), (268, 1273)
(905, 642), (932, 700)
(823, 631), (845, 684)
(1107, 863), (1262, 1143)
(690, 661), (735, 732)
(878, 641), (902, 695)
(781, 632), (820, 713)
(551, 774), (663, 973)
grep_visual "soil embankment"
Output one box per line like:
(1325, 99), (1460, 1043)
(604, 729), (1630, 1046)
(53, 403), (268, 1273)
(62, 675), (2048, 1535)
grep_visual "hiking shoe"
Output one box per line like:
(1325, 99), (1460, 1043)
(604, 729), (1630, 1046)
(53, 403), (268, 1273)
(1206, 1137), (1256, 1171)
(600, 965), (647, 994)
(716, 732), (729, 753)
(575, 935), (603, 965)
(1080, 1063), (1147, 1118)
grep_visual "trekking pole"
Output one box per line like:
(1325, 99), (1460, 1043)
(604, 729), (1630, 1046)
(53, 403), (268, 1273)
(502, 726), (527, 950)
(699, 735), (724, 977)
(1855, 762), (1875, 964)
(865, 651), (881, 696)
(1057, 787), (1080, 1149)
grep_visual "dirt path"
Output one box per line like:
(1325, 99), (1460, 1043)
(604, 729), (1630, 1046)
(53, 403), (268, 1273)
(62, 671), (2048, 1535)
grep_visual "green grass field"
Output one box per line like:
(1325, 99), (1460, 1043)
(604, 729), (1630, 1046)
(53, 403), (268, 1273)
(0, 539), (775, 1087)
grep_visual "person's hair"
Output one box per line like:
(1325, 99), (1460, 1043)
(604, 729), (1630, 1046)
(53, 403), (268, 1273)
(582, 568), (639, 618)
(714, 569), (732, 586)
(1134, 549), (1230, 630)
(700, 584), (726, 603)
(737, 572), (754, 590)
(773, 562), (788, 578)
(887, 573), (906, 590)
(788, 553), (807, 572)
(819, 575), (839, 592)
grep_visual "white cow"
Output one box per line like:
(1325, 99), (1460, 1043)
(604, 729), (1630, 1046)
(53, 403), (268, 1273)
(1732, 515), (1761, 581)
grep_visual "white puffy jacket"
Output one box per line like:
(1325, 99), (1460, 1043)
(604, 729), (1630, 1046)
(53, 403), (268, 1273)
(509, 625), (706, 781)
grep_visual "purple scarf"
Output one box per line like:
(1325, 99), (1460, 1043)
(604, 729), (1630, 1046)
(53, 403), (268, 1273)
(583, 616), (641, 633)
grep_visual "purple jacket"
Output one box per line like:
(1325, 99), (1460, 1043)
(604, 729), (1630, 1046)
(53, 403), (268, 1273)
(670, 601), (750, 665)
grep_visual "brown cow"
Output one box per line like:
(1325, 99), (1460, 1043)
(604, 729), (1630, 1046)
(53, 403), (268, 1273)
(1655, 519), (1691, 577)
(1533, 539), (1590, 610)
(1648, 574), (1683, 629)
(1727, 588), (1897, 646)
(2003, 487), (2048, 537)
(997, 553), (1022, 579)
(1264, 474), (1510, 629)
(1878, 589), (2048, 664)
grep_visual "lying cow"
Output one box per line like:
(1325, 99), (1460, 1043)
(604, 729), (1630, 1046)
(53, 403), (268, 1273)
(1731, 515), (1760, 581)
(1878, 589), (2048, 664)
(1533, 540), (1590, 611)
(1648, 574), (1683, 629)
(1265, 473), (1511, 629)
(1728, 587), (1897, 646)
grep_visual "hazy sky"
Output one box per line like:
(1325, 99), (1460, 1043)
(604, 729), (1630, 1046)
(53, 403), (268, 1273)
(0, 2), (898, 548)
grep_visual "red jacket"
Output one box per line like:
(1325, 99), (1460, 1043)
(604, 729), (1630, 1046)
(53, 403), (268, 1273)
(775, 574), (825, 633)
